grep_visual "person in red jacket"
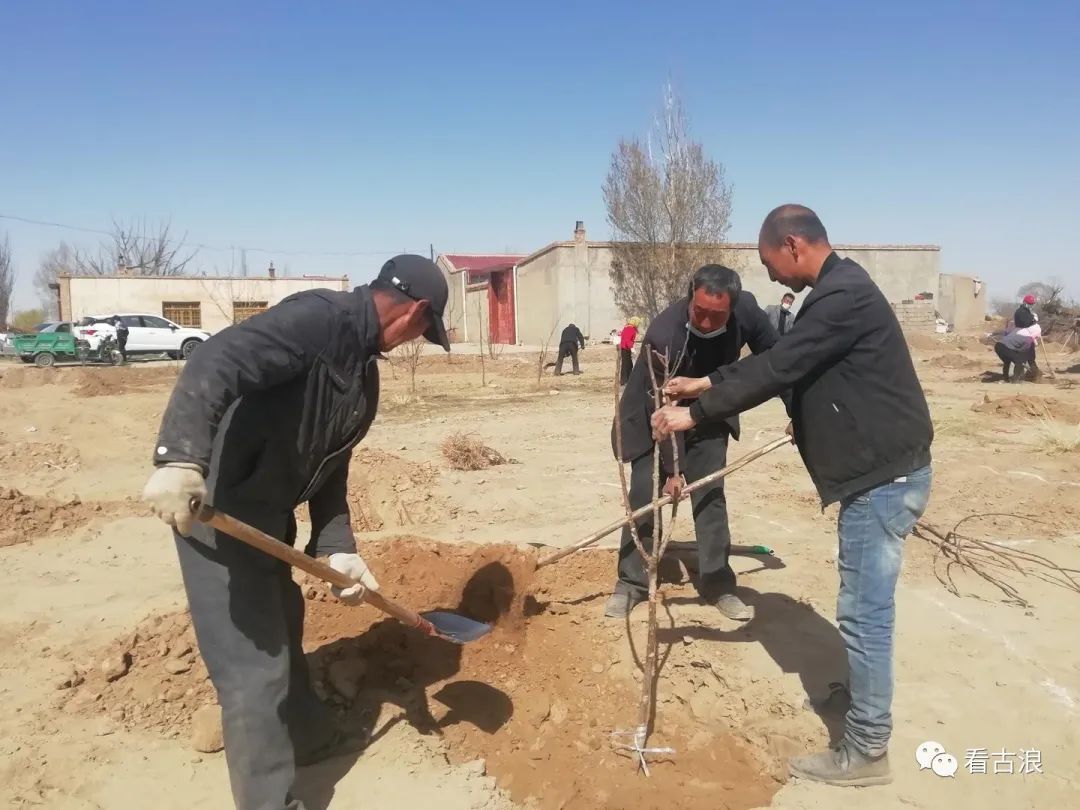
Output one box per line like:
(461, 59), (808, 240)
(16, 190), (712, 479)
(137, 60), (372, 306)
(619, 317), (640, 384)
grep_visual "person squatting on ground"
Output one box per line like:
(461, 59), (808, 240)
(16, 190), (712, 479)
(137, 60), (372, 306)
(606, 264), (784, 622)
(652, 205), (933, 788)
(995, 321), (1042, 382)
(141, 255), (451, 810)
(554, 322), (586, 375)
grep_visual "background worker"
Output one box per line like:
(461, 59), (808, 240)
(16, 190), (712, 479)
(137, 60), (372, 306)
(995, 321), (1042, 383)
(112, 315), (129, 362)
(554, 322), (586, 375)
(619, 317), (641, 384)
(652, 205), (933, 788)
(764, 292), (796, 336)
(606, 264), (783, 621)
(141, 255), (451, 810)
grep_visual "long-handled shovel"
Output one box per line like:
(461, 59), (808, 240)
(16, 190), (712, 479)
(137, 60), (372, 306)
(535, 434), (793, 569)
(189, 499), (492, 645)
(1037, 339), (1057, 380)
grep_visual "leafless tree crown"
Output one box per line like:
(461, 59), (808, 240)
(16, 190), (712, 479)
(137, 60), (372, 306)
(603, 85), (733, 319)
(0, 233), (14, 328)
(77, 219), (197, 276)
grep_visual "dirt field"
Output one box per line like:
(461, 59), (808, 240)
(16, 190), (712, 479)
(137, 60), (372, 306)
(1, 336), (1078, 809)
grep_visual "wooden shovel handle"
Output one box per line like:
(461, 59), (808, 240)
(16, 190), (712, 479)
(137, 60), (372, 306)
(536, 434), (793, 569)
(189, 499), (437, 636)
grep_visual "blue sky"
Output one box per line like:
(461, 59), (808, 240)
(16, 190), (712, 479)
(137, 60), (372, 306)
(2, 0), (1078, 311)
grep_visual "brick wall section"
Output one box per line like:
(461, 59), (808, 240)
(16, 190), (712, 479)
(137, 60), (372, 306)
(892, 300), (936, 327)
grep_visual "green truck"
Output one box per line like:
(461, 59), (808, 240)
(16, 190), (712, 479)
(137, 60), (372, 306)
(12, 323), (121, 367)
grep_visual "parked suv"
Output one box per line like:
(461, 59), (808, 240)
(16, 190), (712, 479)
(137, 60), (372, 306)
(80, 314), (210, 359)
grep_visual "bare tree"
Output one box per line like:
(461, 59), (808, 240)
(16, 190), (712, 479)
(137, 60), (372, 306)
(536, 316), (563, 383)
(603, 84), (733, 319)
(392, 338), (425, 397)
(75, 218), (197, 277)
(34, 242), (78, 316)
(1017, 279), (1067, 316)
(0, 233), (14, 328)
(474, 294), (487, 387)
(990, 297), (1016, 319)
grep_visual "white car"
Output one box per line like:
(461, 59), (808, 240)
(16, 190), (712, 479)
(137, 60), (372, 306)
(80, 314), (210, 359)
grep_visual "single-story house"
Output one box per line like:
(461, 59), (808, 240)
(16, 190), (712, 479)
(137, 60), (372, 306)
(439, 222), (986, 346)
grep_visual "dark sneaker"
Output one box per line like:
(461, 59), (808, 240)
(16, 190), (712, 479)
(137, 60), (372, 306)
(802, 681), (852, 715)
(604, 591), (645, 618)
(789, 741), (892, 787)
(710, 592), (754, 621)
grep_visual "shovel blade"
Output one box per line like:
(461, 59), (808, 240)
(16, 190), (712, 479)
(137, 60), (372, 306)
(421, 611), (493, 644)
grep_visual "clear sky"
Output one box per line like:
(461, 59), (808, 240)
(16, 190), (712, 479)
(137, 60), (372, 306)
(2, 0), (1078, 311)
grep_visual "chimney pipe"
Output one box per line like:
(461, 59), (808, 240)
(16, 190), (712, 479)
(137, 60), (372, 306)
(268, 261), (276, 279)
(574, 220), (586, 243)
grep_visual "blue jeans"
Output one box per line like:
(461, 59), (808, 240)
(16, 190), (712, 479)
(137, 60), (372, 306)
(836, 465), (932, 757)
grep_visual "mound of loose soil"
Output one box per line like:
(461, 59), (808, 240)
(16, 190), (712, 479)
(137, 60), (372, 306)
(972, 394), (1080, 423)
(929, 354), (983, 369)
(72, 366), (181, 397)
(343, 450), (454, 532)
(0, 488), (130, 547)
(0, 366), (60, 389)
(71, 539), (787, 809)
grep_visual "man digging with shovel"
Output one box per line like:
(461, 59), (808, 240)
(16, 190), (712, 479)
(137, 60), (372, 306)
(141, 255), (451, 810)
(605, 264), (785, 621)
(652, 205), (933, 787)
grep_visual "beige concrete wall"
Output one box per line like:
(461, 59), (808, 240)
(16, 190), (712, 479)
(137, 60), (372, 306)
(721, 245), (941, 314)
(514, 249), (561, 345)
(63, 275), (349, 333)
(938, 273), (987, 331)
(481, 241), (941, 347)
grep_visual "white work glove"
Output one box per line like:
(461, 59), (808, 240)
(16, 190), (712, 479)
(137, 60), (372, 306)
(142, 463), (207, 536)
(328, 552), (380, 605)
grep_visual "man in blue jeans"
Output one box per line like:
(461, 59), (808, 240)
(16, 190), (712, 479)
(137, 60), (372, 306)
(652, 204), (933, 787)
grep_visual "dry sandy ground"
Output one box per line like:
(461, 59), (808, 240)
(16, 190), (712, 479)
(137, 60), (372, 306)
(0, 336), (1078, 810)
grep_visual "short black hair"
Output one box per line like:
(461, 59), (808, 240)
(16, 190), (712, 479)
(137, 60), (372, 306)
(691, 264), (741, 303)
(760, 204), (830, 248)
(782, 292), (795, 302)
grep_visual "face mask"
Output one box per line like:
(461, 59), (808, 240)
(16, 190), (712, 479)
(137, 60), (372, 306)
(687, 322), (727, 340)
(781, 302), (792, 311)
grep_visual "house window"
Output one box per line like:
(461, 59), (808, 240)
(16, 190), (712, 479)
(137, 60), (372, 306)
(233, 301), (269, 323)
(466, 269), (491, 286)
(162, 301), (202, 328)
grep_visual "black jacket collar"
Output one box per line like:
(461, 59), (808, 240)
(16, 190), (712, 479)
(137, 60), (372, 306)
(817, 251), (842, 283)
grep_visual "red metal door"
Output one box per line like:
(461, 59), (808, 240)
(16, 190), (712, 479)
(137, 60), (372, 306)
(487, 270), (516, 344)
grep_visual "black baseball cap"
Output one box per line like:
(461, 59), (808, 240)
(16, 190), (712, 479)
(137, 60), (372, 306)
(375, 254), (450, 351)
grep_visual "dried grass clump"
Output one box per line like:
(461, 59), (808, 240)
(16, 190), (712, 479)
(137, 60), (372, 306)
(440, 433), (510, 471)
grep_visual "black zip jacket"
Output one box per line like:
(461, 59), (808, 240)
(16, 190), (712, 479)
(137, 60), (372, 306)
(1013, 304), (1035, 329)
(689, 254), (933, 505)
(612, 289), (783, 474)
(153, 286), (382, 556)
(560, 324), (585, 350)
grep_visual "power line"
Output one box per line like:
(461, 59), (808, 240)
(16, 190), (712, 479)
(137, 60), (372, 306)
(0, 212), (418, 258)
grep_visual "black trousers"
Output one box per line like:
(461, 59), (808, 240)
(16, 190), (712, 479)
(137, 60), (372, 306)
(616, 430), (735, 598)
(116, 332), (128, 361)
(172, 403), (333, 810)
(620, 348), (633, 384)
(995, 343), (1028, 381)
(555, 342), (580, 375)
